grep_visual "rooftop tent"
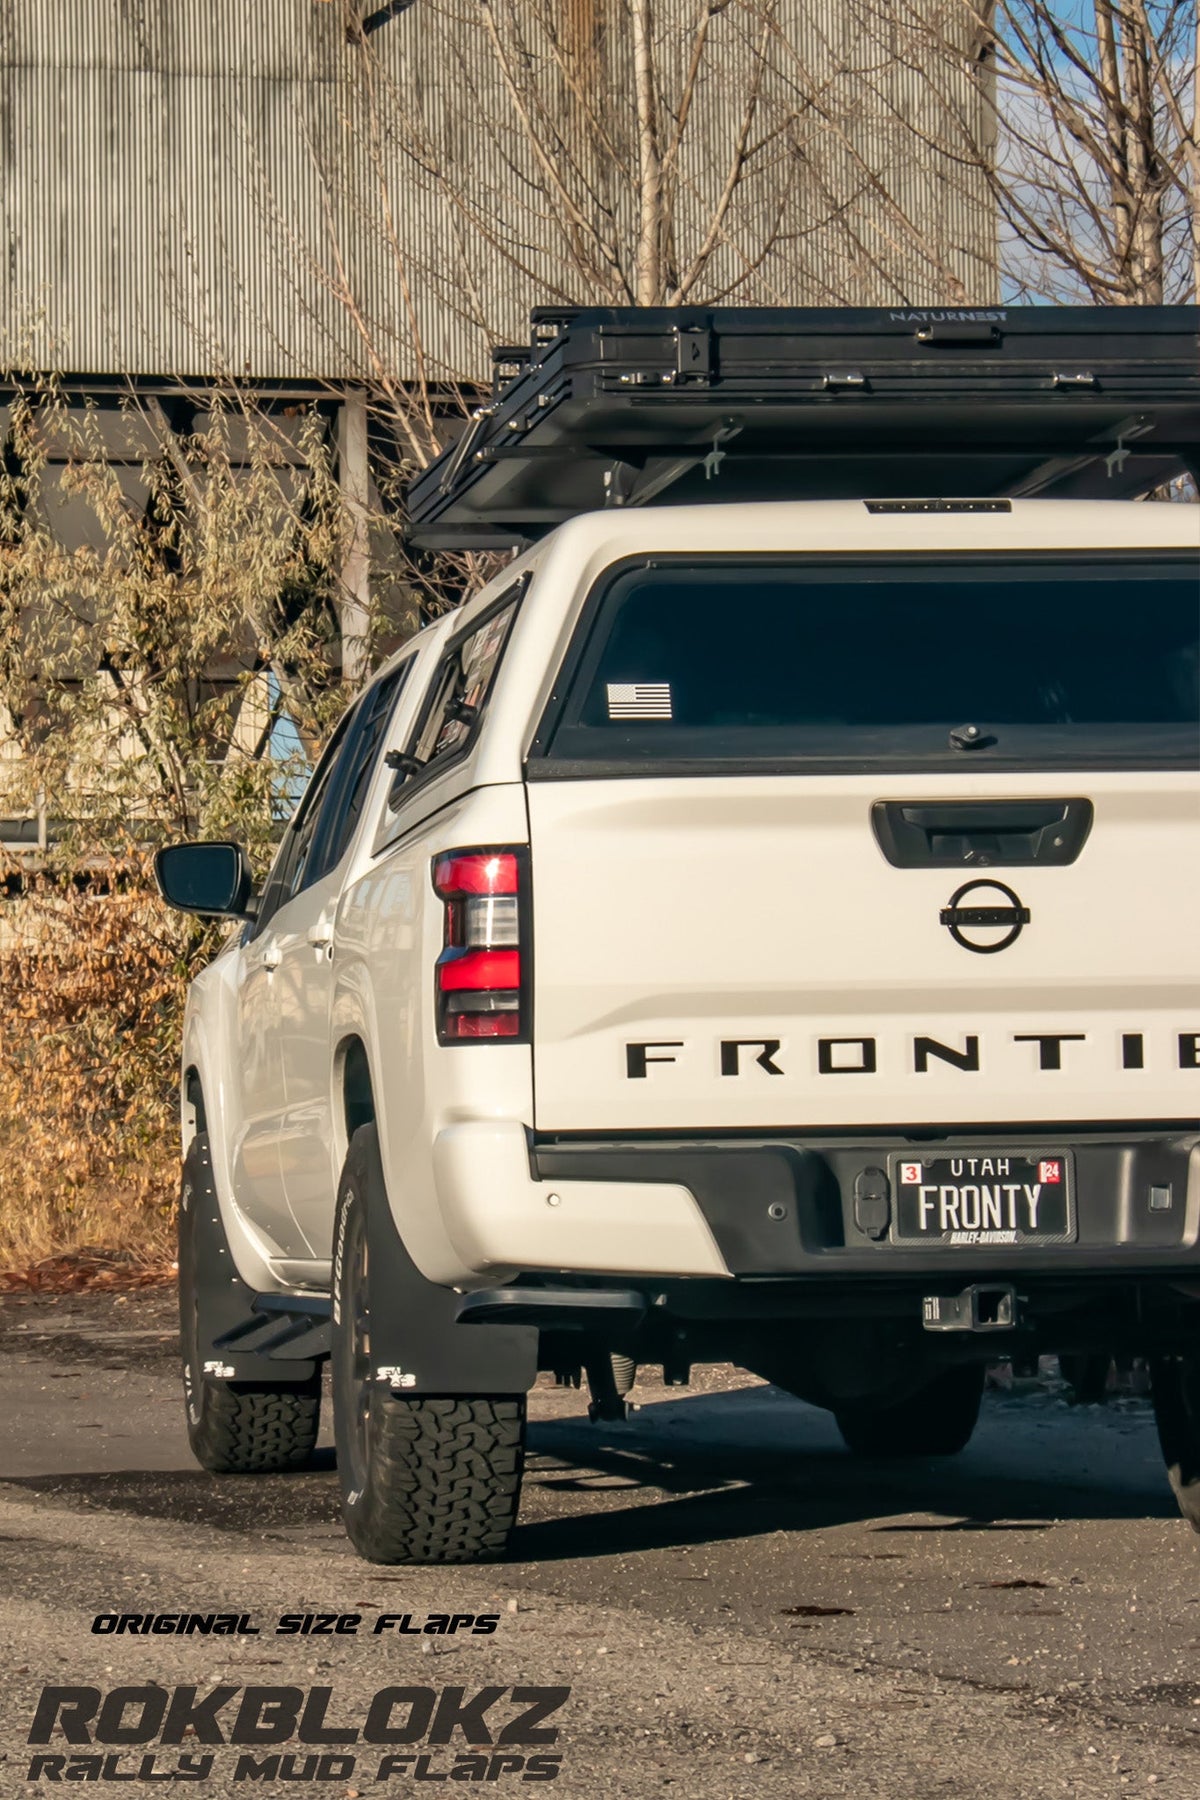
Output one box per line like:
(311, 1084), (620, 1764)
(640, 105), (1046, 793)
(406, 305), (1200, 549)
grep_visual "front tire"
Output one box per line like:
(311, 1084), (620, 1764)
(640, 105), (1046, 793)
(178, 1133), (320, 1474)
(1150, 1357), (1200, 1531)
(331, 1125), (525, 1564)
(834, 1363), (985, 1458)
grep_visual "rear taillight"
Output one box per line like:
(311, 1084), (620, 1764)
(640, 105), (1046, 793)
(432, 850), (525, 1042)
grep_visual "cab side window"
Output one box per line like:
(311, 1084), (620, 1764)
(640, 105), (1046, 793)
(253, 662), (409, 931)
(388, 590), (521, 809)
(304, 662), (409, 886)
(252, 710), (354, 934)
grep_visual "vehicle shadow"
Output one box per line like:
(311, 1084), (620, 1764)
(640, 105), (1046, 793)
(507, 1384), (1178, 1563)
(0, 1457), (344, 1537)
(1, 1385), (1179, 1561)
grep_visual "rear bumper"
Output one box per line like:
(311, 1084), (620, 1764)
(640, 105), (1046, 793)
(431, 1121), (729, 1279)
(533, 1125), (1200, 1280)
(432, 1120), (1200, 1283)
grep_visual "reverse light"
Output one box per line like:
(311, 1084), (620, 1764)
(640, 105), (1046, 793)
(433, 850), (525, 1042)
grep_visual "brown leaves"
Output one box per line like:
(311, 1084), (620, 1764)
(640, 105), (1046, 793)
(0, 1251), (175, 1293)
(0, 865), (185, 1276)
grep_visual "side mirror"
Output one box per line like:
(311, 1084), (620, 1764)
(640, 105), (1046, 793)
(154, 841), (256, 919)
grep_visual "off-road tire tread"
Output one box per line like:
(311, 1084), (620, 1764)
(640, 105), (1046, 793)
(189, 1385), (322, 1476)
(332, 1125), (525, 1563)
(179, 1132), (320, 1476)
(346, 1394), (525, 1565)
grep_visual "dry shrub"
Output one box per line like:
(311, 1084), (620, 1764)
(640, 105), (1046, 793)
(0, 860), (205, 1273)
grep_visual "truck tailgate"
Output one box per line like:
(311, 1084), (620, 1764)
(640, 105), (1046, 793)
(526, 772), (1200, 1132)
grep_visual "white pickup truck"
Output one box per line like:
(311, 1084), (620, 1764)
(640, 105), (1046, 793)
(155, 307), (1200, 1565)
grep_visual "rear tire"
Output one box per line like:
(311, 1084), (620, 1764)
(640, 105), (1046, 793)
(1150, 1357), (1200, 1531)
(331, 1125), (525, 1564)
(834, 1363), (985, 1458)
(179, 1133), (321, 1474)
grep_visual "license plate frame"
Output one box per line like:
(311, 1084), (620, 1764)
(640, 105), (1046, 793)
(887, 1151), (1076, 1247)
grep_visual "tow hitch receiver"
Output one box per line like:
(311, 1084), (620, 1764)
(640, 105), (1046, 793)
(923, 1285), (1020, 1332)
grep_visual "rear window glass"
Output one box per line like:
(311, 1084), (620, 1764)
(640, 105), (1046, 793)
(539, 557), (1199, 769)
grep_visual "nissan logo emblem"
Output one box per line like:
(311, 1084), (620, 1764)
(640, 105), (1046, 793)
(940, 878), (1031, 954)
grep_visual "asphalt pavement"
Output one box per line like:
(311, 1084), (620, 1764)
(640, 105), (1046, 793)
(1, 1291), (1198, 1798)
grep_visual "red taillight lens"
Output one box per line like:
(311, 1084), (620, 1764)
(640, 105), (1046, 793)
(433, 852), (518, 897)
(432, 850), (525, 1044)
(437, 948), (521, 992)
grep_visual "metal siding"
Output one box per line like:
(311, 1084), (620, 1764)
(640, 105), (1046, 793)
(0, 0), (997, 383)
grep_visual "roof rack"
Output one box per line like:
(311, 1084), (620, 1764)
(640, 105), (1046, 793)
(405, 305), (1200, 548)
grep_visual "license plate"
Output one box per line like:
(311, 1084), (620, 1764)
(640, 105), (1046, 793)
(888, 1153), (1074, 1246)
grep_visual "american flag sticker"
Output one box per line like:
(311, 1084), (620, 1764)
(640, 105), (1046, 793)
(606, 682), (673, 720)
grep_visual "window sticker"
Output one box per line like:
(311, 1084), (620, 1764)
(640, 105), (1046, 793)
(606, 682), (673, 720)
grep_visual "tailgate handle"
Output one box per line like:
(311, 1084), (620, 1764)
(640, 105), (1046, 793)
(871, 798), (1093, 869)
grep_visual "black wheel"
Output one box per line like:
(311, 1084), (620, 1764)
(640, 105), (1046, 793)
(834, 1363), (985, 1458)
(331, 1125), (525, 1564)
(178, 1133), (320, 1474)
(1150, 1357), (1200, 1531)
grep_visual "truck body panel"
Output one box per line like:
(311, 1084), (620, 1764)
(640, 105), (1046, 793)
(526, 769), (1200, 1133)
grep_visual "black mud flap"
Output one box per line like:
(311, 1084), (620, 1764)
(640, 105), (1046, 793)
(344, 1124), (539, 1396)
(186, 1135), (328, 1384)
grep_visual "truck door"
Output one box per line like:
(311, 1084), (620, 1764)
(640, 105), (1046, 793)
(230, 922), (292, 1243)
(229, 707), (355, 1252)
(270, 661), (413, 1253)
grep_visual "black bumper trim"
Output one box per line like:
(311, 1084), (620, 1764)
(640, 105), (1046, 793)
(533, 1129), (1200, 1277)
(457, 1287), (647, 1329)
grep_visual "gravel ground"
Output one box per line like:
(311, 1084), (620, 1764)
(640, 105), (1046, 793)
(0, 1291), (1197, 1798)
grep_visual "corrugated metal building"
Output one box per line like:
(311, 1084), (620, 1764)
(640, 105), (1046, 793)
(1, 0), (997, 384)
